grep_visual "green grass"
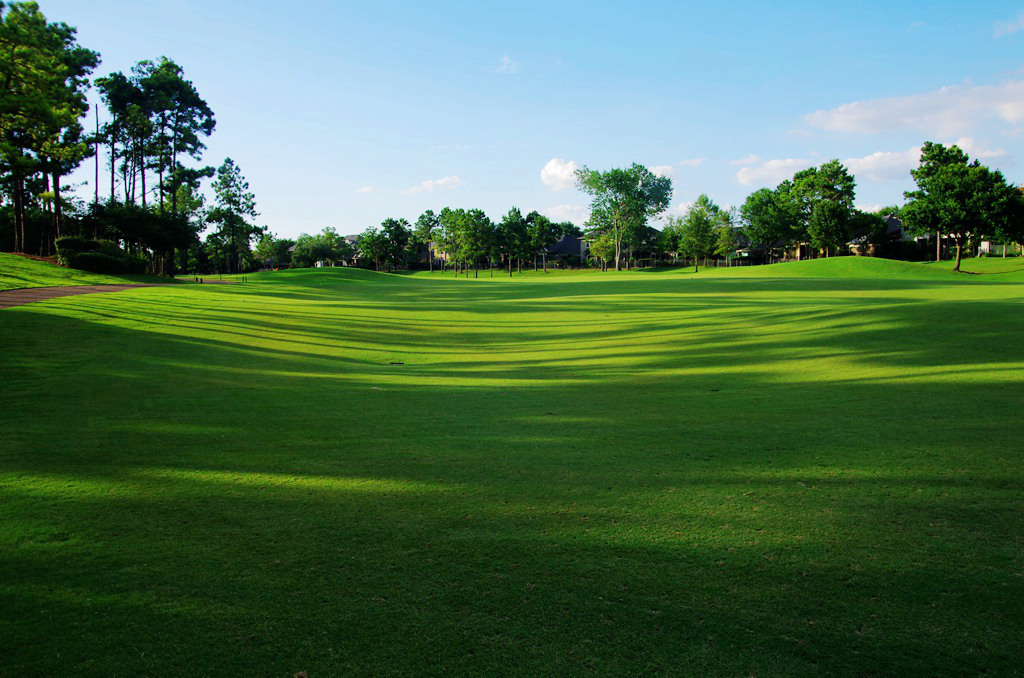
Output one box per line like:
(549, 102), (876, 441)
(2, 257), (1023, 675)
(0, 252), (173, 290)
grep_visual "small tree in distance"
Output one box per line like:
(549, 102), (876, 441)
(206, 158), (263, 273)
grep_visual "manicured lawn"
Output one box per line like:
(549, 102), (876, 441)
(0, 252), (174, 291)
(1, 257), (1022, 675)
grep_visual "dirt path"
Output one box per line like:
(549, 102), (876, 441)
(0, 284), (163, 310)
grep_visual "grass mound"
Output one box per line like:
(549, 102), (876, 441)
(0, 252), (173, 291)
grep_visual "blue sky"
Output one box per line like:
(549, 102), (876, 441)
(44, 0), (1024, 238)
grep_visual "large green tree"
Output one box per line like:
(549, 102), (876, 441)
(96, 58), (214, 216)
(740, 187), (797, 261)
(790, 159), (856, 256)
(575, 163), (672, 270)
(0, 1), (98, 253)
(902, 142), (1024, 271)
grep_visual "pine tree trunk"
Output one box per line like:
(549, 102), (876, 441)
(53, 172), (62, 246)
(953, 242), (963, 272)
(936, 232), (941, 262)
(13, 173), (25, 253)
(110, 138), (116, 203)
(543, 253), (547, 272)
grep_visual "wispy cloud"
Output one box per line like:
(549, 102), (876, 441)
(677, 157), (707, 167)
(669, 201), (694, 216)
(994, 13), (1024, 38)
(843, 137), (1007, 183)
(403, 175), (463, 194)
(496, 54), (519, 74)
(540, 158), (579, 191)
(954, 136), (1008, 160)
(356, 186), (373, 194)
(735, 158), (809, 186)
(650, 165), (675, 178)
(543, 204), (589, 224)
(804, 79), (1024, 136)
(730, 154), (761, 165)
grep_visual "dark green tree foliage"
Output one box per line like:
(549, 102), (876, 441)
(847, 210), (890, 248)
(790, 160), (856, 255)
(526, 210), (558, 271)
(206, 158), (263, 273)
(902, 141), (1024, 271)
(291, 228), (349, 268)
(254, 233), (295, 268)
(356, 227), (386, 271)
(553, 221), (583, 238)
(380, 217), (411, 271)
(96, 58), (214, 213)
(437, 207), (460, 273)
(575, 163), (672, 270)
(459, 209), (493, 278)
(0, 1), (98, 253)
(413, 209), (439, 271)
(677, 194), (728, 271)
(496, 206), (529, 275)
(808, 200), (849, 255)
(740, 187), (796, 260)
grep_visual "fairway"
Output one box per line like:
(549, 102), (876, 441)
(2, 259), (1023, 675)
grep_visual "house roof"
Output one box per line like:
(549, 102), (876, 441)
(547, 235), (583, 256)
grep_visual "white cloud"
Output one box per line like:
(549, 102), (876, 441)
(540, 158), (579, 191)
(730, 154), (761, 165)
(496, 54), (518, 74)
(677, 157), (706, 167)
(856, 203), (886, 213)
(954, 136), (1008, 160)
(735, 158), (809, 186)
(804, 79), (1024, 136)
(669, 201), (694, 216)
(994, 13), (1024, 38)
(356, 186), (373, 194)
(845, 139), (1008, 183)
(651, 165), (675, 178)
(403, 175), (463, 194)
(844, 147), (920, 182)
(543, 204), (590, 224)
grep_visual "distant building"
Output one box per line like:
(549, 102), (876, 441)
(546, 235), (588, 264)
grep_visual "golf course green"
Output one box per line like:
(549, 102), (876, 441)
(2, 255), (1023, 675)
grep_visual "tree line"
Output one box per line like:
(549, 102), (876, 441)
(263, 147), (1021, 276)
(259, 209), (583, 276)
(0, 2), (262, 274)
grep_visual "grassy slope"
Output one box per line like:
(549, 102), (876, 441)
(1, 258), (1023, 675)
(0, 252), (173, 290)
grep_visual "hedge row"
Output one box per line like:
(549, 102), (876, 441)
(56, 237), (148, 275)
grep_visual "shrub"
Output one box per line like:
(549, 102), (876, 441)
(66, 252), (128, 274)
(55, 237), (101, 266)
(56, 238), (148, 274)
